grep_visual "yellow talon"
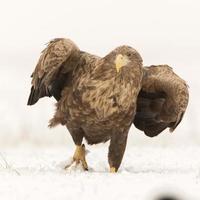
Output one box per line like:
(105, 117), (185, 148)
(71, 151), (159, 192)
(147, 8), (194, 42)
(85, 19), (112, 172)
(110, 167), (116, 173)
(65, 144), (88, 171)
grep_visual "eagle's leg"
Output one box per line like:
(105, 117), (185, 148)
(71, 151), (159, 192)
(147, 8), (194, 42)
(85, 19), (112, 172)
(65, 127), (88, 171)
(108, 132), (128, 173)
(64, 144), (88, 170)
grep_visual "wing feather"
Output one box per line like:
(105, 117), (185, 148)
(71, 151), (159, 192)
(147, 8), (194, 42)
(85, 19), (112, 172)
(134, 65), (189, 137)
(27, 38), (80, 105)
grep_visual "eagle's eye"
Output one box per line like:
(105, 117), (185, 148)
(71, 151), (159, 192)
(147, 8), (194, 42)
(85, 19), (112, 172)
(127, 53), (131, 57)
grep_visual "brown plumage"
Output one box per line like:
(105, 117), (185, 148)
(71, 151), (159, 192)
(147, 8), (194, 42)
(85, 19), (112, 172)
(134, 65), (189, 137)
(28, 38), (143, 172)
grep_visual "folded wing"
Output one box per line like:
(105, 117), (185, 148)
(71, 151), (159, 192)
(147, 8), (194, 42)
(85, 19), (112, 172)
(134, 65), (189, 137)
(27, 38), (80, 105)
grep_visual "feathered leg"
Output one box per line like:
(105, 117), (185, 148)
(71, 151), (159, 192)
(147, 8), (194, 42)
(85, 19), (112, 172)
(65, 127), (88, 170)
(108, 131), (128, 172)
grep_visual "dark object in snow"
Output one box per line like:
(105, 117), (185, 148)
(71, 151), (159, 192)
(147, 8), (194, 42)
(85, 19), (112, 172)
(155, 195), (180, 200)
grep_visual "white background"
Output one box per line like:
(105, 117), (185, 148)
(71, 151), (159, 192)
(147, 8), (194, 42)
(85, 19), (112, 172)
(0, 1), (200, 200)
(0, 0), (199, 147)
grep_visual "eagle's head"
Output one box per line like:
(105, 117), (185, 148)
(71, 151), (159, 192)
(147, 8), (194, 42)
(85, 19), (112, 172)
(105, 45), (143, 73)
(115, 53), (130, 73)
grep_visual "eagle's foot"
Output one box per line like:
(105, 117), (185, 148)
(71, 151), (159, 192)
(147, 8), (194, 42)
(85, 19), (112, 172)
(110, 167), (117, 173)
(65, 144), (88, 171)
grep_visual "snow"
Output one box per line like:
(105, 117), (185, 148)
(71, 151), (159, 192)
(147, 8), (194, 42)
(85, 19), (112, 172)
(0, 1), (200, 199)
(0, 145), (200, 200)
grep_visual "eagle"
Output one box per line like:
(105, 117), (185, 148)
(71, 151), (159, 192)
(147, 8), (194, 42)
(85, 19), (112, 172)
(134, 65), (189, 137)
(27, 38), (143, 172)
(27, 38), (189, 172)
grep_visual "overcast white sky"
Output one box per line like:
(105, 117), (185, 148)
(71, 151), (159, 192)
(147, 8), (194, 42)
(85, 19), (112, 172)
(0, 0), (199, 146)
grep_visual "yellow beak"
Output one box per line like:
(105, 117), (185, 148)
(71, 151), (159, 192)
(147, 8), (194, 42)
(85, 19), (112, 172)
(115, 54), (130, 73)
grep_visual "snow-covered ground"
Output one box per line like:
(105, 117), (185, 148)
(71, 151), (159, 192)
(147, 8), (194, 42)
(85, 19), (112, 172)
(0, 145), (200, 200)
(0, 1), (200, 199)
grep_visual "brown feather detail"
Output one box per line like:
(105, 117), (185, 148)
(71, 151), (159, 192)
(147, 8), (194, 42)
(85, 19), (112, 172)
(50, 45), (143, 171)
(27, 38), (80, 105)
(134, 65), (189, 137)
(28, 40), (143, 172)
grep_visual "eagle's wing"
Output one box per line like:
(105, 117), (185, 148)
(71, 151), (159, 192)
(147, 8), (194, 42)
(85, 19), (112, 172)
(134, 65), (189, 137)
(27, 38), (80, 105)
